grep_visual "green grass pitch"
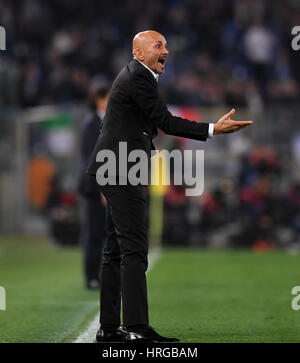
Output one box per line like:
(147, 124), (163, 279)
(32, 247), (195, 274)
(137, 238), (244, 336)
(0, 236), (300, 342)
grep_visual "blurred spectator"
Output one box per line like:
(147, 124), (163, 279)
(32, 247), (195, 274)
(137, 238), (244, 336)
(46, 174), (81, 246)
(238, 177), (277, 245)
(163, 185), (189, 246)
(78, 79), (110, 290)
(26, 153), (56, 210)
(244, 21), (276, 94)
(285, 183), (300, 246)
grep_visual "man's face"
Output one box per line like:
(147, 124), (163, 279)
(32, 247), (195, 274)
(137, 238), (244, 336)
(95, 92), (109, 112)
(143, 35), (168, 74)
(133, 32), (169, 74)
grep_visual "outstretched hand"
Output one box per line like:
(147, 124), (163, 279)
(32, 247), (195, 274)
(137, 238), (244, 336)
(213, 109), (253, 135)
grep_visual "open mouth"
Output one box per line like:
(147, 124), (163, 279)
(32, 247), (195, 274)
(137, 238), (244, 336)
(158, 57), (166, 66)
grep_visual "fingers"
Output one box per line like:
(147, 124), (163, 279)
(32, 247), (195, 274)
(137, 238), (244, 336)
(220, 108), (236, 122)
(216, 110), (254, 134)
(233, 120), (254, 125)
(232, 123), (252, 132)
(225, 108), (235, 118)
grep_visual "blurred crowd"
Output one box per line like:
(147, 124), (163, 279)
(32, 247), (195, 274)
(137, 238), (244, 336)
(1, 0), (300, 249)
(0, 0), (300, 109)
(163, 145), (300, 249)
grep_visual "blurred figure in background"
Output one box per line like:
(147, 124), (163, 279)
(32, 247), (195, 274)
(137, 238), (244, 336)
(78, 80), (110, 290)
(27, 151), (57, 211)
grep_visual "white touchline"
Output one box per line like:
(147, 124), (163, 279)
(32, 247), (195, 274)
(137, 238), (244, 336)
(73, 247), (162, 343)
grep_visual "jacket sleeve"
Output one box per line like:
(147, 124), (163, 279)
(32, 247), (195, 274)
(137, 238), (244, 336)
(131, 71), (209, 141)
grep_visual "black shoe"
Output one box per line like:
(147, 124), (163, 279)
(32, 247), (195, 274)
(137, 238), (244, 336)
(124, 326), (180, 343)
(96, 326), (127, 342)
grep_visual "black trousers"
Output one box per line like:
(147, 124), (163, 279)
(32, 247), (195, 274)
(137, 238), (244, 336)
(82, 197), (106, 283)
(99, 183), (149, 327)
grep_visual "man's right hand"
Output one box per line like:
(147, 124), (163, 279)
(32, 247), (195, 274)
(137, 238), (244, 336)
(213, 109), (253, 135)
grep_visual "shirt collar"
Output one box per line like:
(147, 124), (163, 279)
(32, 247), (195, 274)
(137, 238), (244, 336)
(97, 110), (105, 120)
(136, 60), (159, 82)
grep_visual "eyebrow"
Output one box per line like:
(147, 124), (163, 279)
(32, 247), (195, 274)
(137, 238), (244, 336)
(155, 40), (167, 46)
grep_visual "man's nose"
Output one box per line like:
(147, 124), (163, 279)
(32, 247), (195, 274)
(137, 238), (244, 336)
(163, 47), (169, 55)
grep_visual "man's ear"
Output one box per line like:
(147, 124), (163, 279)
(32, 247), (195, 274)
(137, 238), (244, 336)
(133, 48), (144, 61)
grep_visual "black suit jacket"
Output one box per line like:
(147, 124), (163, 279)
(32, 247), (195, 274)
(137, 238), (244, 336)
(86, 60), (209, 177)
(78, 112), (103, 197)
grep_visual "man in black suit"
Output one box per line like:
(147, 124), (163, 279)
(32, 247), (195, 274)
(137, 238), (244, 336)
(86, 30), (253, 342)
(78, 83), (109, 290)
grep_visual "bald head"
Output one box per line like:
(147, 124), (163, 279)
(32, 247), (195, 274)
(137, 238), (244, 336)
(132, 30), (163, 53)
(132, 30), (168, 74)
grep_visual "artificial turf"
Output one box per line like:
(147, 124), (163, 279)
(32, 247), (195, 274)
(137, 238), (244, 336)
(1, 236), (300, 342)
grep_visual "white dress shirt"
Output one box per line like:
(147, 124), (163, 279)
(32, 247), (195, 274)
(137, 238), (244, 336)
(97, 110), (106, 120)
(137, 59), (214, 138)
